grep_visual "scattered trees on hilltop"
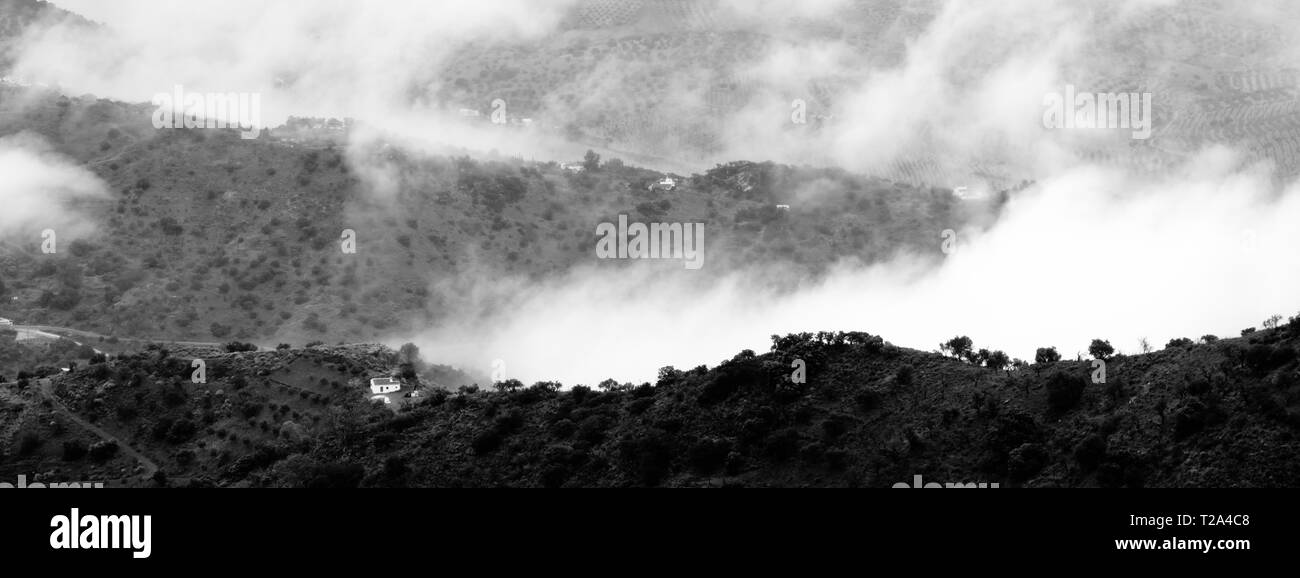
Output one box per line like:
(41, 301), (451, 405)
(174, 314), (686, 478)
(1088, 339), (1115, 360)
(1035, 347), (1061, 364)
(941, 336), (973, 360)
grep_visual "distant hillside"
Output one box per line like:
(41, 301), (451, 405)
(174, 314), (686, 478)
(0, 0), (97, 72)
(2, 317), (1297, 487)
(0, 84), (989, 353)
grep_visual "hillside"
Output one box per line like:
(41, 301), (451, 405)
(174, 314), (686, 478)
(434, 0), (1300, 184)
(0, 83), (991, 355)
(0, 0), (96, 71)
(2, 315), (1297, 487)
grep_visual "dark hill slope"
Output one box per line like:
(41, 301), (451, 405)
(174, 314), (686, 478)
(4, 319), (1297, 487)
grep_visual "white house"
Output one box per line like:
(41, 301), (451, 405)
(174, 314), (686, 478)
(776, 204), (791, 211)
(649, 177), (677, 192)
(0, 318), (12, 326)
(954, 186), (986, 201)
(370, 377), (401, 394)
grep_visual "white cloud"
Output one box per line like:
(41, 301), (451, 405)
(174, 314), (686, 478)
(0, 134), (109, 240)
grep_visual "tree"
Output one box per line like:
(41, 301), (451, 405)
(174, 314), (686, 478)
(224, 341), (257, 353)
(941, 336), (973, 360)
(399, 342), (422, 366)
(1263, 314), (1283, 330)
(656, 366), (680, 386)
(1089, 339), (1115, 360)
(1166, 338), (1194, 349)
(1139, 338), (1152, 353)
(1035, 347), (1061, 364)
(494, 379), (523, 393)
(583, 149), (601, 172)
(986, 350), (1011, 371)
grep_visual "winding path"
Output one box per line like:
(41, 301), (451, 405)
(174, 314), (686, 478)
(35, 379), (160, 478)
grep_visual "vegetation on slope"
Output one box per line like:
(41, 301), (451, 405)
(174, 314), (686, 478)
(3, 315), (1297, 488)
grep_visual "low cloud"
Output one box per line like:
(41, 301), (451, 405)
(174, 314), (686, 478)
(406, 149), (1300, 385)
(0, 133), (109, 240)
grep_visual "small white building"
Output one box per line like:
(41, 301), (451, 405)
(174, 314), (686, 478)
(954, 186), (987, 201)
(0, 318), (12, 326)
(776, 205), (791, 211)
(370, 395), (393, 405)
(649, 177), (677, 192)
(370, 377), (401, 395)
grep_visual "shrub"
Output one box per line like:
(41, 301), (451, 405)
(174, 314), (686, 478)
(470, 429), (503, 454)
(550, 419), (576, 439)
(1270, 346), (1297, 369)
(62, 439), (89, 461)
(617, 431), (673, 486)
(167, 419), (197, 444)
(1045, 371), (1087, 412)
(576, 415), (611, 444)
(854, 388), (884, 411)
(765, 428), (801, 461)
(985, 412), (1042, 469)
(1173, 400), (1210, 440)
(626, 398), (654, 415)
(210, 323), (232, 339)
(1008, 443), (1048, 481)
(569, 385), (591, 405)
(1166, 338), (1194, 349)
(698, 359), (763, 405)
(1245, 344), (1276, 371)
(224, 341), (258, 353)
(687, 438), (732, 474)
(1073, 434), (1107, 470)
(89, 441), (119, 462)
(17, 432), (41, 456)
(895, 365), (914, 385)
